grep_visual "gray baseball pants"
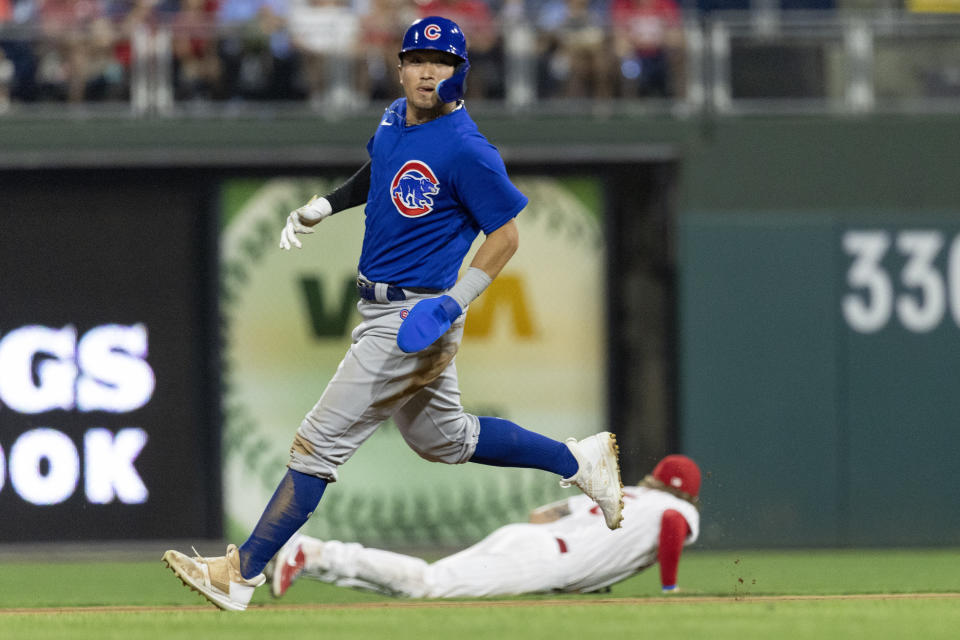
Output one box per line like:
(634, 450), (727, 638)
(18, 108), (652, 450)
(288, 294), (480, 481)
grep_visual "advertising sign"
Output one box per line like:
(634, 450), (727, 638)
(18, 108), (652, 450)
(220, 175), (606, 546)
(0, 180), (219, 541)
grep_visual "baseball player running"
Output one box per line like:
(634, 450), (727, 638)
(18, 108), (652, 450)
(163, 16), (624, 612)
(268, 455), (701, 598)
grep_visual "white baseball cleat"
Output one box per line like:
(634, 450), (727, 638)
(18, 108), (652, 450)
(271, 535), (309, 598)
(162, 544), (265, 611)
(559, 431), (625, 529)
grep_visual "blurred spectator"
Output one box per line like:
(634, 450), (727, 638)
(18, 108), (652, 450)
(415, 0), (503, 99)
(171, 0), (222, 99)
(216, 0), (301, 100)
(610, 0), (683, 98)
(289, 0), (359, 108)
(3, 1), (38, 25)
(0, 0), (11, 111)
(35, 0), (106, 102)
(694, 0), (834, 11)
(106, 1), (179, 67)
(103, 0), (176, 22)
(535, 0), (612, 99)
(79, 14), (126, 100)
(0, 48), (13, 112)
(86, 1), (178, 102)
(356, 0), (412, 101)
(0, 1), (38, 102)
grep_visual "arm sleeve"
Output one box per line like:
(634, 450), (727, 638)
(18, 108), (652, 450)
(658, 509), (691, 588)
(325, 160), (371, 213)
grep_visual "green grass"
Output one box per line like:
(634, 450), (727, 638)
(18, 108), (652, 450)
(1, 549), (958, 639)
(6, 601), (960, 640)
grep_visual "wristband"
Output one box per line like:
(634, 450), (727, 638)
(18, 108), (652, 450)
(300, 196), (332, 222)
(447, 267), (492, 310)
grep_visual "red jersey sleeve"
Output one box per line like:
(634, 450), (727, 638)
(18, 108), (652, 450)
(658, 509), (691, 589)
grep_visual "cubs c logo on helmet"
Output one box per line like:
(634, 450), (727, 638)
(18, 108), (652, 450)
(399, 17), (468, 63)
(391, 160), (440, 218)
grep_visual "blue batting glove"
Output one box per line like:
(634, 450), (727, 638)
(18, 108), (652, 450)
(397, 295), (463, 353)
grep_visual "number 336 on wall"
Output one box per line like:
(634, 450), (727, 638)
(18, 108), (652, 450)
(843, 229), (960, 334)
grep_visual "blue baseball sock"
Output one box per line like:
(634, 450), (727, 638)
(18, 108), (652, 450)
(237, 469), (327, 580)
(469, 416), (579, 478)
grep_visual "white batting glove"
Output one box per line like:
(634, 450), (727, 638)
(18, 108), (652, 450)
(280, 195), (332, 250)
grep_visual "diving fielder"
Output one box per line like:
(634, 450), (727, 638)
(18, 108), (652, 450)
(163, 16), (624, 611)
(269, 455), (702, 598)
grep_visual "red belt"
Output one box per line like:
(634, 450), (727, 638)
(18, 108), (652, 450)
(556, 537), (568, 553)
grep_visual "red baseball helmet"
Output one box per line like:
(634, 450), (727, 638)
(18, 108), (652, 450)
(652, 455), (701, 498)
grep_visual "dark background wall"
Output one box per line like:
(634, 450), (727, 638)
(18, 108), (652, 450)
(0, 169), (221, 541)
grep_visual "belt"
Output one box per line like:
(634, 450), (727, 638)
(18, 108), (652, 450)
(356, 278), (440, 303)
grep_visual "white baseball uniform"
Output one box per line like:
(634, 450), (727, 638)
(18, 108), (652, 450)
(296, 486), (700, 597)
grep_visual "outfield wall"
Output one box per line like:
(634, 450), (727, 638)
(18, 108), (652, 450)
(674, 116), (960, 548)
(1, 114), (958, 548)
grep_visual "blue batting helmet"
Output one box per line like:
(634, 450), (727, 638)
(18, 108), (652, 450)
(399, 16), (469, 63)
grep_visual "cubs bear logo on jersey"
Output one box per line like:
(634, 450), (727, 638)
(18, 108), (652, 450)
(391, 161), (440, 218)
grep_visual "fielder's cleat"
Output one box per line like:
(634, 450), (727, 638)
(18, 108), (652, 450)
(559, 431), (625, 529)
(271, 535), (308, 598)
(162, 544), (265, 612)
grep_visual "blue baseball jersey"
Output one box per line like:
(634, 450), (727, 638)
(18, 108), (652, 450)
(358, 98), (528, 291)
